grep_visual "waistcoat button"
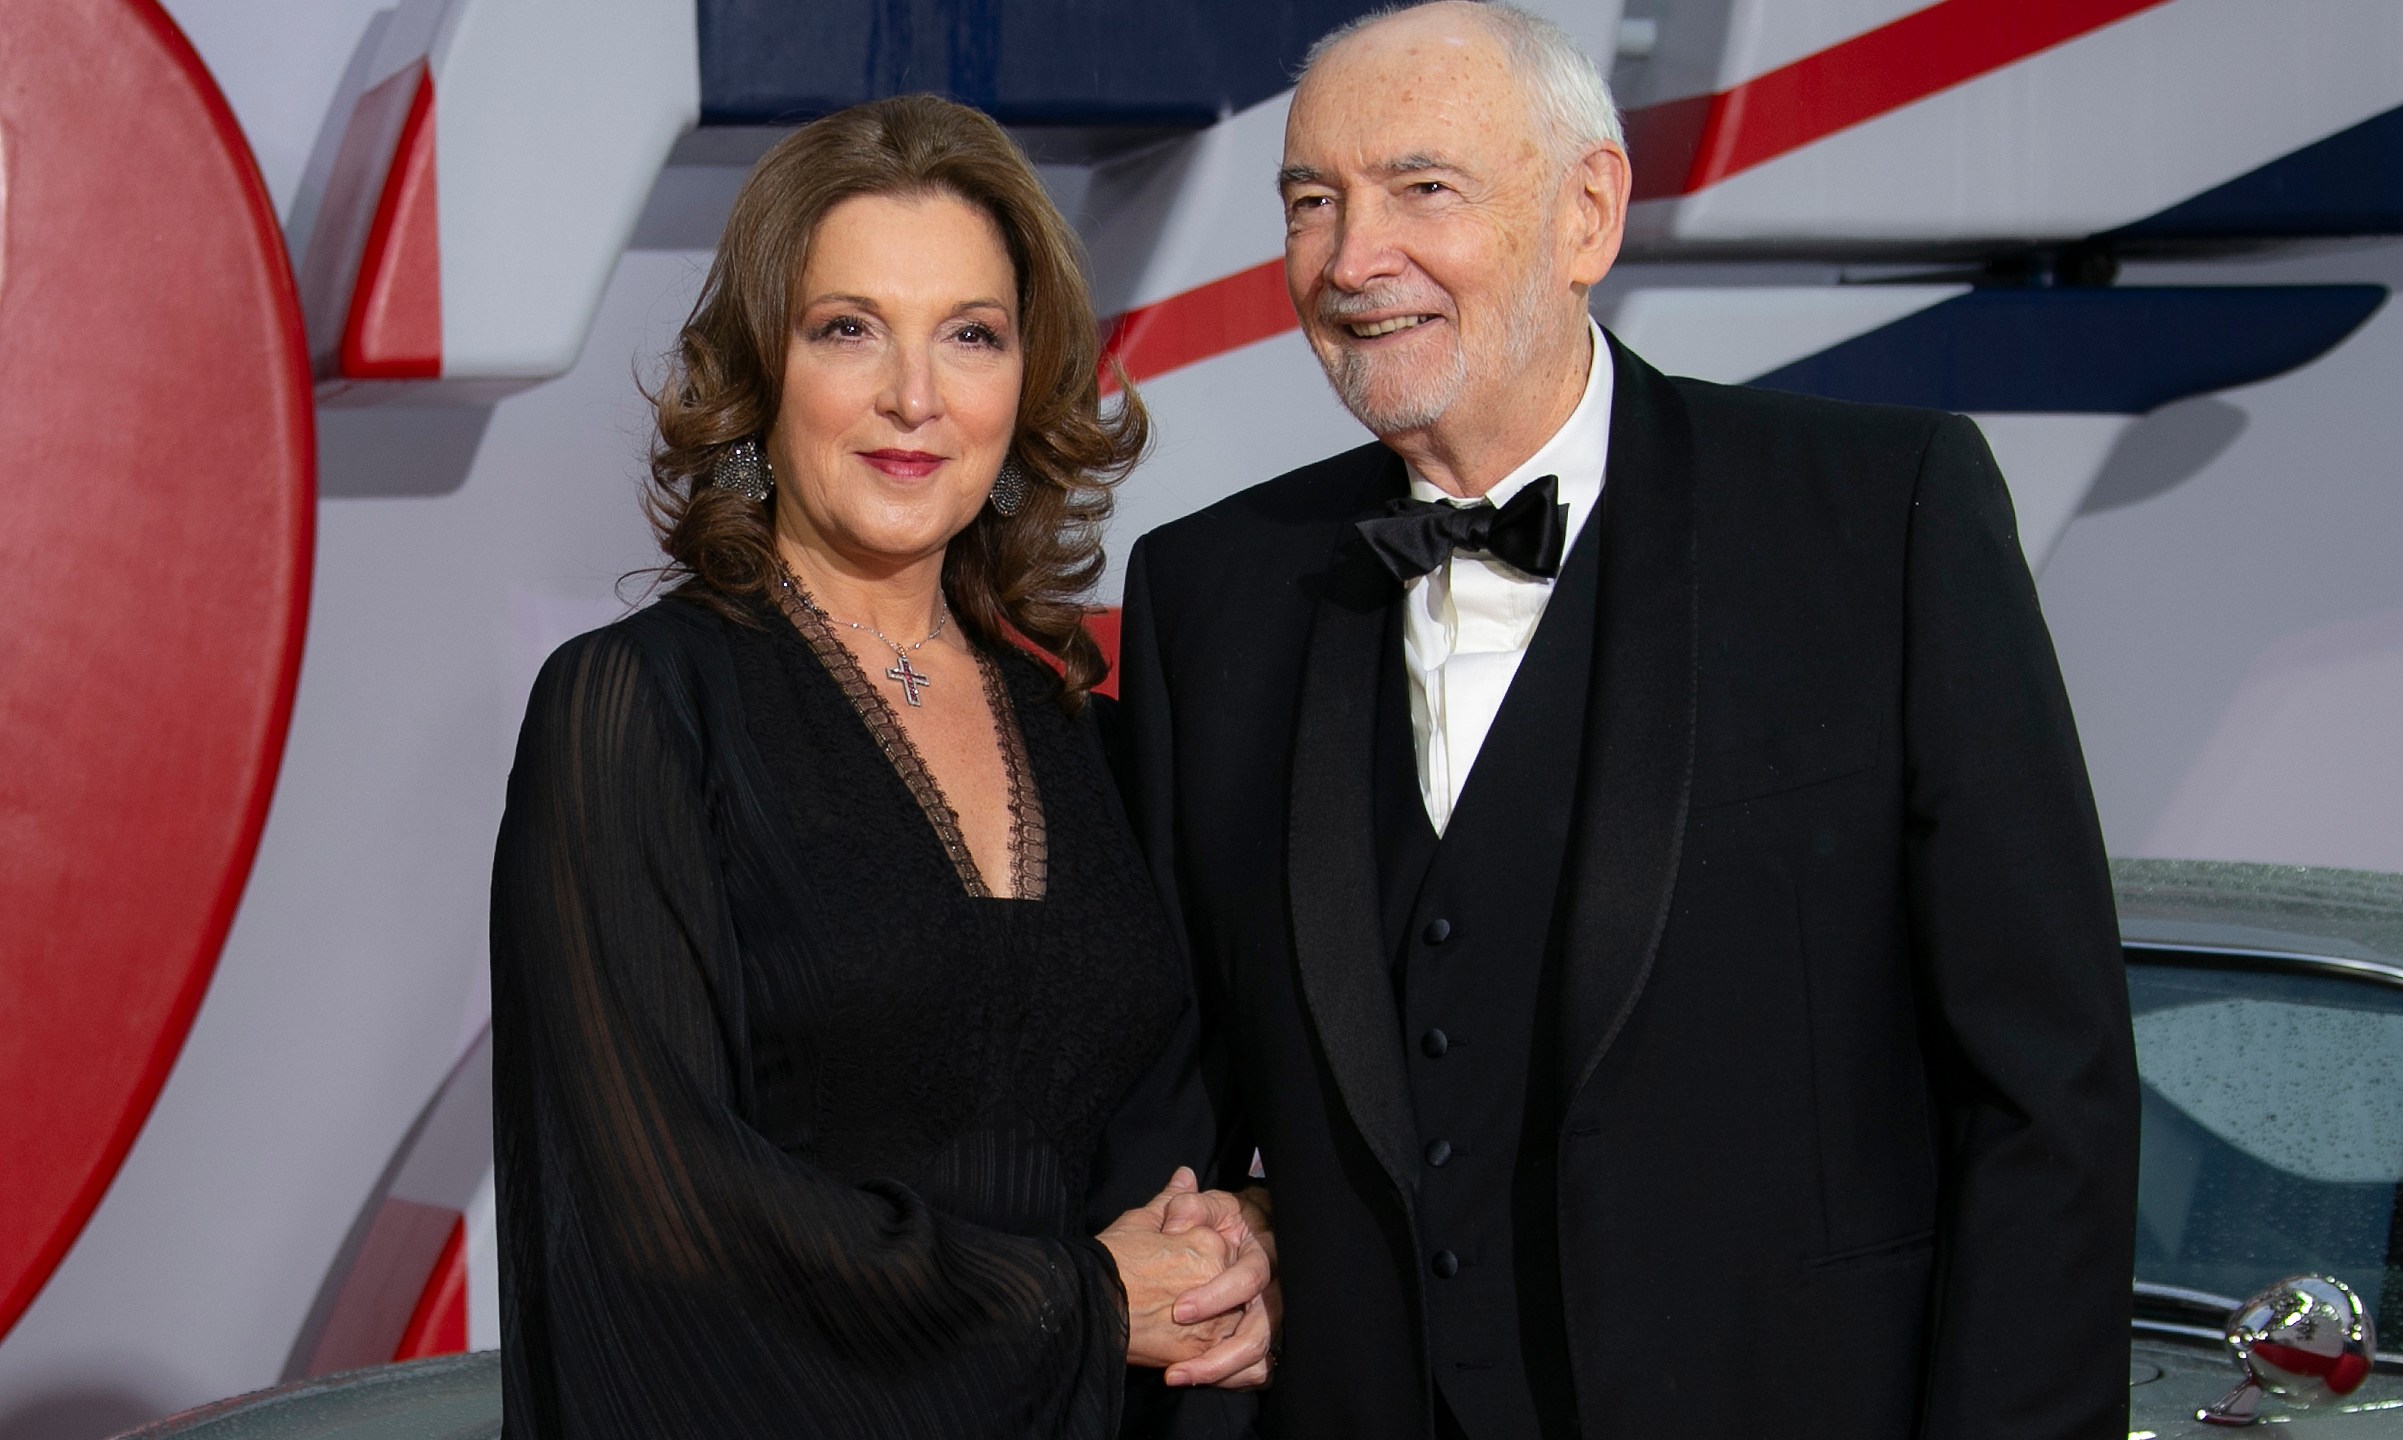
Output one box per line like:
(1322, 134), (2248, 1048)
(1423, 918), (1452, 945)
(1425, 1138), (1452, 1167)
(1431, 1249), (1459, 1279)
(1420, 1028), (1448, 1058)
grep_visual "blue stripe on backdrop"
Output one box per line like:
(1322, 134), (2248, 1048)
(2114, 105), (2403, 242)
(1748, 287), (2388, 414)
(696, 0), (1384, 128)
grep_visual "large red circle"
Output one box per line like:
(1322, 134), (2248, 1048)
(0, 0), (313, 1339)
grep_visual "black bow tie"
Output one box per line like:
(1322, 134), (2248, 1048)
(1354, 473), (1568, 583)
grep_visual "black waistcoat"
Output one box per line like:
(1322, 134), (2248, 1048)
(1371, 519), (1600, 1439)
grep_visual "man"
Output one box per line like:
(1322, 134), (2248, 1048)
(1114, 4), (2140, 1437)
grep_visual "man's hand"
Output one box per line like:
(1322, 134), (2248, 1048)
(1096, 1168), (1244, 1368)
(1160, 1185), (1279, 1389)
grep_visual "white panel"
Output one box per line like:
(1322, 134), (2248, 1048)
(1515, 0), (1631, 97)
(1962, 413), (2135, 572)
(154, 0), (396, 218)
(2038, 239), (2403, 872)
(386, 1032), (492, 1210)
(1084, 90), (1294, 315)
(1597, 283), (1961, 383)
(1610, 0), (1740, 112)
(434, 0), (700, 378)
(463, 1169), (501, 1352)
(368, 0), (450, 88)
(1631, 0), (2403, 250)
(1616, 0), (1929, 110)
(1101, 329), (1373, 600)
(2142, 608), (2403, 872)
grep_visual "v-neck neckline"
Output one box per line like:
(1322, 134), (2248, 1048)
(770, 573), (1047, 902)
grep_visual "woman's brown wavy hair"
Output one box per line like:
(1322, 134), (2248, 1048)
(645, 94), (1146, 711)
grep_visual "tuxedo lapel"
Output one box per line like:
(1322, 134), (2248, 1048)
(1287, 491), (1422, 1209)
(1558, 337), (1701, 1105)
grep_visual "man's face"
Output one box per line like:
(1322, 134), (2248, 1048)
(1280, 10), (1577, 439)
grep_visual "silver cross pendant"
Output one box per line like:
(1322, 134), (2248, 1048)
(886, 654), (932, 706)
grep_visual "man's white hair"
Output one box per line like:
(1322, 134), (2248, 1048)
(1298, 2), (1624, 162)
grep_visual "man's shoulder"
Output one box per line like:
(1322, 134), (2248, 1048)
(1656, 368), (1961, 476)
(1635, 363), (2000, 563)
(1135, 438), (1396, 577)
(1670, 371), (1954, 448)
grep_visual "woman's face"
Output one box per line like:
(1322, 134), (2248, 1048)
(769, 190), (1024, 573)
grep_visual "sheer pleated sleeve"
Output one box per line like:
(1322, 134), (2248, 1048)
(490, 623), (1131, 1439)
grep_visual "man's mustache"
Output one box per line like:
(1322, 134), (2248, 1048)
(1316, 288), (1451, 326)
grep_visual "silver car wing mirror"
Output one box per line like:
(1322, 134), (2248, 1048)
(2199, 1274), (2377, 1426)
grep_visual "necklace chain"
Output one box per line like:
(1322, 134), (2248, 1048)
(838, 600), (949, 656)
(777, 562), (949, 706)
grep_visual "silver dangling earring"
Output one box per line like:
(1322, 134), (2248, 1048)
(710, 435), (773, 503)
(988, 457), (1028, 518)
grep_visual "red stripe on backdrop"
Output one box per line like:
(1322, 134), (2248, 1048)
(393, 1216), (469, 1361)
(1098, 258), (1293, 393)
(1083, 608), (1122, 701)
(1625, 0), (2175, 201)
(303, 1197), (461, 1373)
(341, 63), (442, 378)
(1011, 609), (1122, 701)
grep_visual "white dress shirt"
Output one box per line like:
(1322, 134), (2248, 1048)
(1402, 319), (1612, 835)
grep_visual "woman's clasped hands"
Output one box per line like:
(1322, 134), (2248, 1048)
(1096, 1166), (1281, 1390)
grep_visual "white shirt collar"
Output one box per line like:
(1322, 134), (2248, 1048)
(1403, 317), (1612, 547)
(1393, 319), (1615, 834)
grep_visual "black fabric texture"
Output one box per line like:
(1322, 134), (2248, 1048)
(1383, 515), (1598, 1439)
(490, 595), (1194, 1439)
(1370, 604), (1437, 968)
(1113, 335), (2139, 1439)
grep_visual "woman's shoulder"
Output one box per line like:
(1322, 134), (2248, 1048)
(526, 595), (739, 731)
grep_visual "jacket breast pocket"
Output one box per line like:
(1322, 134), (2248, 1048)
(1689, 718), (1877, 810)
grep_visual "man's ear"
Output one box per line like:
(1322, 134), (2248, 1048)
(1564, 141), (1631, 288)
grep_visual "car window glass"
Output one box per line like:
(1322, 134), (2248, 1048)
(2129, 951), (2403, 1340)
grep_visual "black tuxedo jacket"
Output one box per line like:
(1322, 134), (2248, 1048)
(1113, 337), (2140, 1439)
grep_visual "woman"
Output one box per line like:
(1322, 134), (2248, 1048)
(490, 95), (1269, 1438)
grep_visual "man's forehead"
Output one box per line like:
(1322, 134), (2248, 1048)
(1286, 16), (1528, 171)
(1282, 95), (1527, 183)
(1307, 4), (1513, 96)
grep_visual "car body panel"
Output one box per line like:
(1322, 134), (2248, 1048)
(115, 1353), (498, 1440)
(2132, 1335), (2403, 1437)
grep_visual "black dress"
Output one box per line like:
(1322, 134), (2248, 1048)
(489, 588), (1192, 1439)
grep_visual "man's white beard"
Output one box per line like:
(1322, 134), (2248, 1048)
(1324, 267), (1555, 438)
(1329, 333), (1466, 434)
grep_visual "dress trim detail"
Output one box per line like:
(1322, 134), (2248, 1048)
(980, 647), (1048, 902)
(773, 568), (1048, 900)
